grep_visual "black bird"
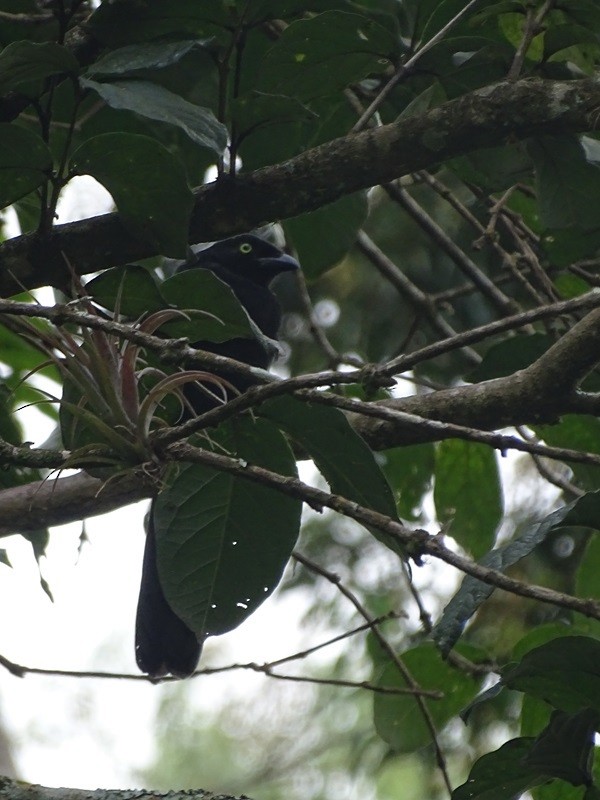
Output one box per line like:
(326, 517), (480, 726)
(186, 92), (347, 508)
(135, 234), (299, 678)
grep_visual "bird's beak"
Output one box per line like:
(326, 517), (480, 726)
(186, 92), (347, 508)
(260, 252), (300, 273)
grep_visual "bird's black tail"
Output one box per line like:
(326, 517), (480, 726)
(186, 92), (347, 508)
(135, 502), (201, 678)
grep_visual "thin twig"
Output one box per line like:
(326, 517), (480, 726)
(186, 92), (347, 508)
(416, 170), (547, 307)
(356, 230), (481, 364)
(385, 183), (520, 316)
(507, 0), (556, 81)
(168, 440), (600, 623)
(352, 0), (482, 134)
(293, 551), (453, 794)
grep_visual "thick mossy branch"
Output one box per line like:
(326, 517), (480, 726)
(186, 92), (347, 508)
(1, 78), (599, 294)
(0, 778), (234, 800)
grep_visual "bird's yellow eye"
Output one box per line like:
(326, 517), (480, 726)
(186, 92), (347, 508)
(240, 242), (253, 254)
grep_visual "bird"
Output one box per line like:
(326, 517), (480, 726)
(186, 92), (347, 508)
(134, 233), (299, 678)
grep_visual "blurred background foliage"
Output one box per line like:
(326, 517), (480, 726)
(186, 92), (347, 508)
(3, 0), (600, 799)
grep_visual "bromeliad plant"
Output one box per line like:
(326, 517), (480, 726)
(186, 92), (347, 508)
(10, 297), (232, 477)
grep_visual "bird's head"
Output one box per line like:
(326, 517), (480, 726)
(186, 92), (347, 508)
(183, 234), (300, 287)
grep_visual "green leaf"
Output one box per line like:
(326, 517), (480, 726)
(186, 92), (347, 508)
(434, 440), (503, 558)
(232, 91), (317, 170)
(85, 265), (165, 319)
(154, 418), (301, 640)
(450, 143), (532, 192)
(433, 493), (600, 655)
(0, 41), (79, 94)
(87, 0), (233, 46)
(470, 2), (528, 23)
(533, 416), (600, 491)
(543, 24), (599, 60)
(71, 133), (194, 257)
(561, 0), (600, 29)
(0, 124), (52, 209)
(463, 625), (580, 728)
(542, 228), (600, 268)
(0, 550), (10, 566)
(452, 738), (550, 800)
(576, 536), (600, 600)
(87, 264), (256, 341)
(0, 313), (56, 372)
(379, 444), (435, 520)
(529, 136), (600, 231)
(373, 642), (481, 752)
(512, 624), (589, 663)
(554, 273), (591, 299)
(283, 192), (368, 279)
(21, 528), (49, 564)
(471, 335), (552, 381)
(418, 0), (483, 42)
(87, 40), (212, 77)
(259, 396), (399, 553)
(522, 693), (553, 739)
(80, 78), (227, 156)
(259, 11), (396, 100)
(503, 636), (600, 715)
(397, 82), (447, 119)
(159, 270), (255, 341)
(524, 709), (598, 787)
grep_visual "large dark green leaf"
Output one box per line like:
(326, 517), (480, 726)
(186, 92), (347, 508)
(452, 738), (550, 800)
(379, 443), (435, 520)
(71, 132), (194, 257)
(154, 418), (301, 639)
(470, 335), (553, 381)
(86, 264), (255, 341)
(373, 642), (482, 752)
(258, 11), (396, 100)
(232, 92), (317, 170)
(87, 40), (212, 77)
(160, 270), (255, 340)
(434, 439), (503, 558)
(80, 78), (227, 156)
(543, 23), (599, 61)
(258, 395), (400, 551)
(283, 193), (368, 279)
(433, 493), (600, 655)
(0, 124), (52, 209)
(524, 709), (598, 787)
(0, 40), (79, 94)
(85, 265), (165, 319)
(450, 143), (532, 192)
(503, 636), (600, 715)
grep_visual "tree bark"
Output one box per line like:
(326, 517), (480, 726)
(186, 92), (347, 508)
(0, 778), (240, 800)
(1, 77), (599, 295)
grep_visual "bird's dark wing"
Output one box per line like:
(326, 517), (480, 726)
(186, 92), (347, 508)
(135, 234), (298, 678)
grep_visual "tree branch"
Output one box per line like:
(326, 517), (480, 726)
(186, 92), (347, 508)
(1, 77), (600, 294)
(2, 297), (600, 530)
(160, 440), (600, 621)
(0, 778), (237, 800)
(0, 471), (152, 535)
